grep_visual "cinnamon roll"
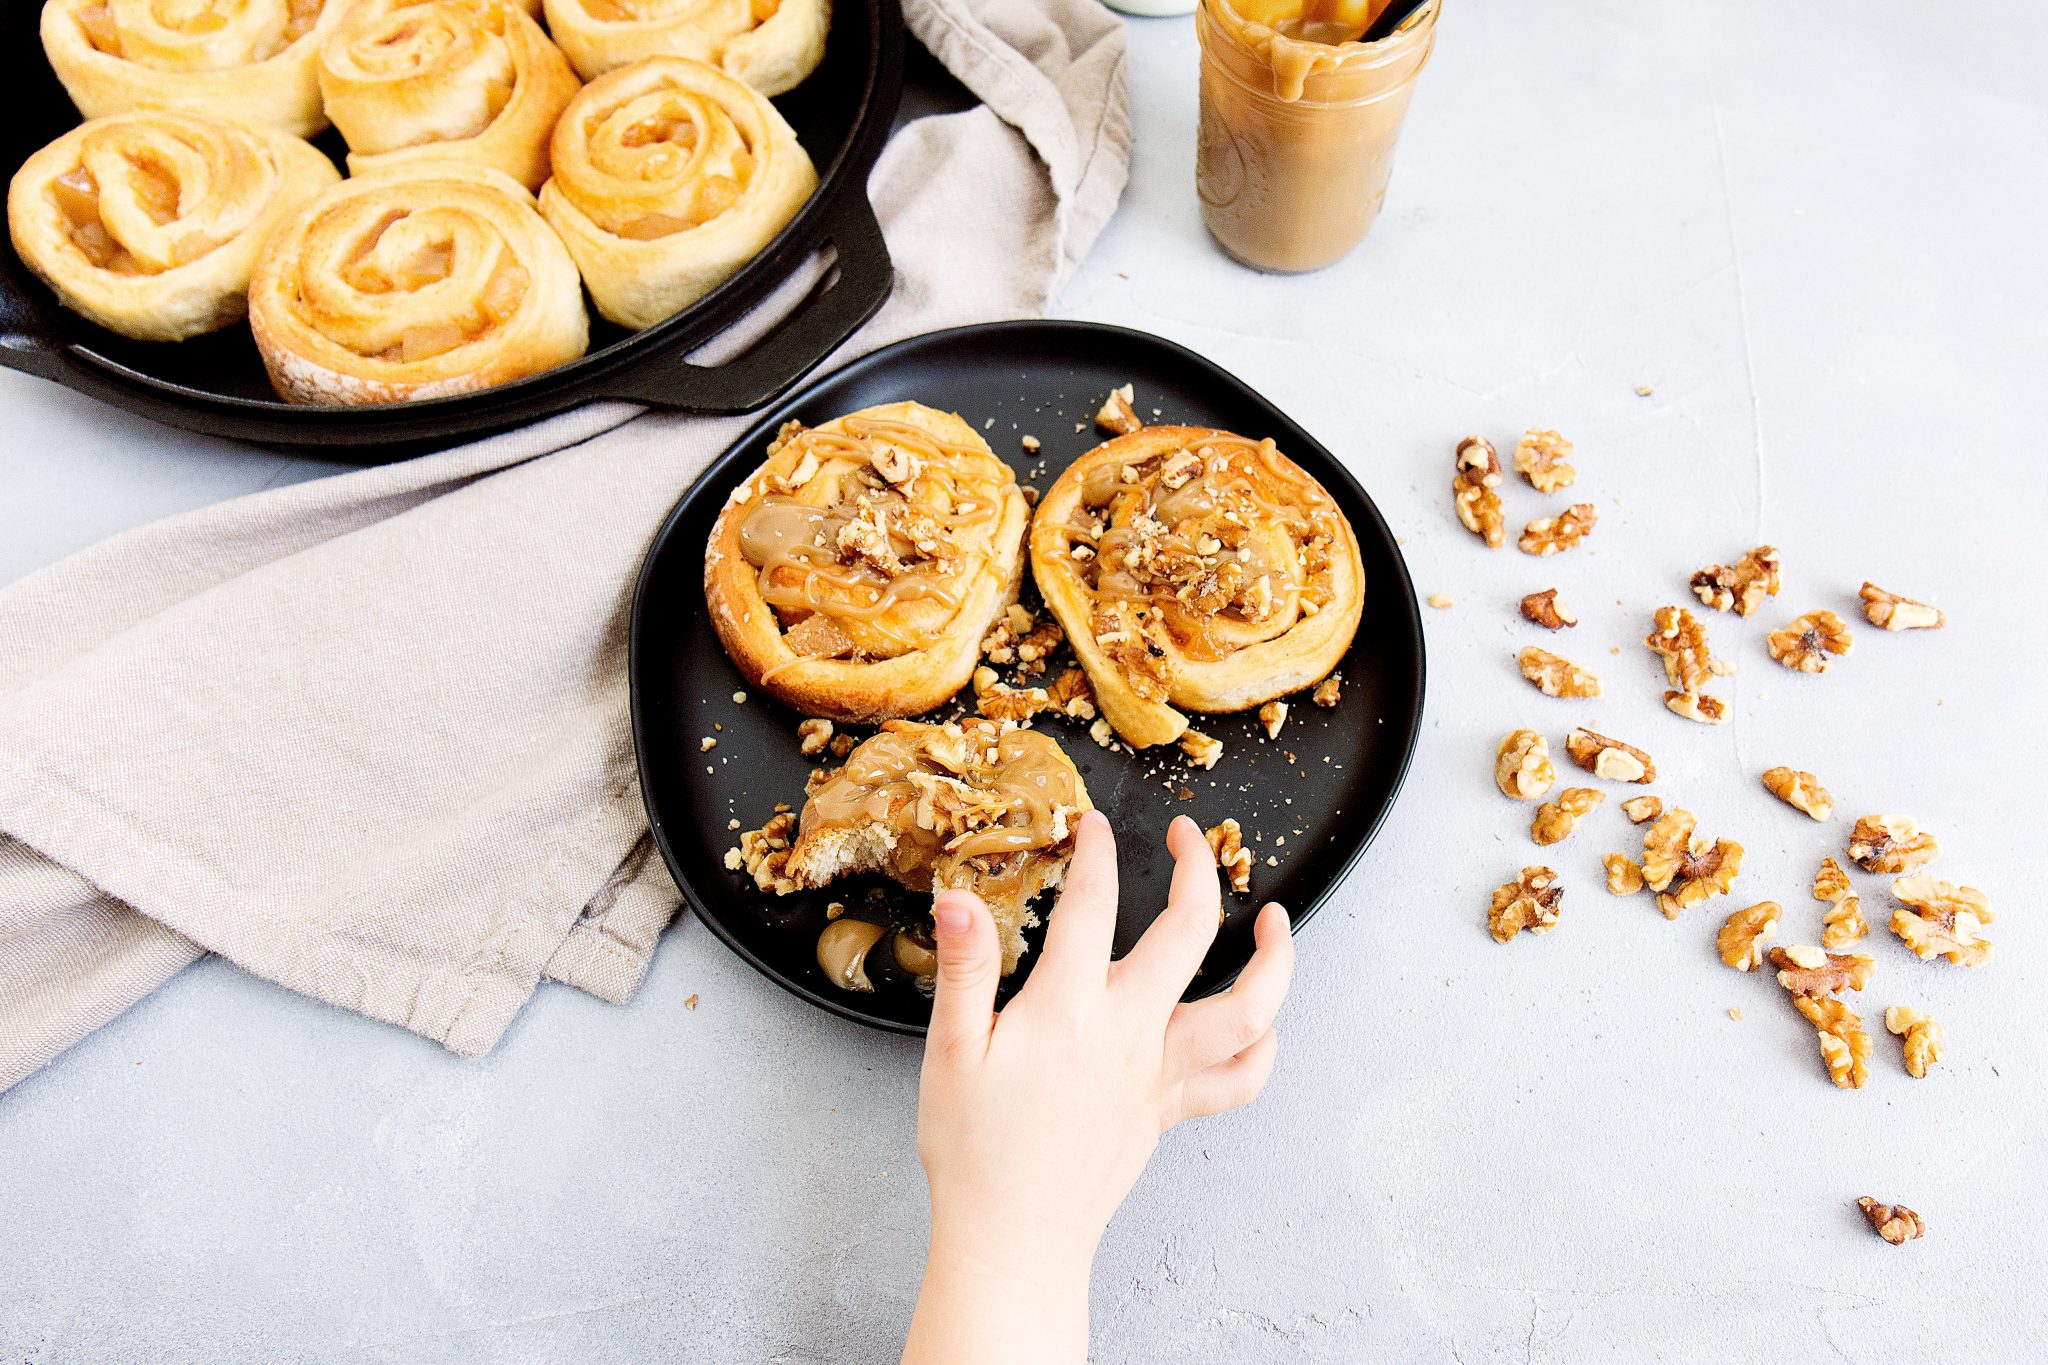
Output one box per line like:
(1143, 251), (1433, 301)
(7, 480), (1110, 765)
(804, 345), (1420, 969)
(1030, 426), (1366, 748)
(247, 164), (588, 404)
(704, 402), (1031, 723)
(538, 56), (815, 329)
(781, 718), (1092, 975)
(541, 0), (828, 97)
(7, 111), (339, 341)
(41, 0), (338, 139)
(318, 0), (581, 191)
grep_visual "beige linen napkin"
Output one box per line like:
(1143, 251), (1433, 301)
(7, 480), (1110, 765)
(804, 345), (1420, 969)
(0, 0), (1130, 1094)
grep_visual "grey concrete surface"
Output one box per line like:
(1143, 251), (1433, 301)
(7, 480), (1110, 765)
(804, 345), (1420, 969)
(4, 1), (2045, 1360)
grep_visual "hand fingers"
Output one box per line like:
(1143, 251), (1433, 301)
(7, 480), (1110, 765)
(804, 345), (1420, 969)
(926, 889), (1001, 1058)
(1164, 902), (1295, 1076)
(1028, 809), (1119, 998)
(1171, 1026), (1279, 1125)
(1115, 815), (1225, 1005)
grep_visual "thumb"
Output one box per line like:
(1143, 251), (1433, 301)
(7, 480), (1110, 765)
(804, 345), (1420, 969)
(928, 888), (1000, 1050)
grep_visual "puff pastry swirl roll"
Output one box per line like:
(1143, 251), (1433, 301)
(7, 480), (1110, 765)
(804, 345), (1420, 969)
(542, 0), (828, 97)
(539, 56), (814, 329)
(7, 110), (340, 340)
(1031, 426), (1366, 748)
(248, 164), (588, 404)
(41, 0), (339, 138)
(318, 0), (581, 191)
(704, 402), (1031, 723)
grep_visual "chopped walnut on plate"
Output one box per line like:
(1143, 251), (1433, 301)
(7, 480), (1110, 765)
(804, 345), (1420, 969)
(1621, 794), (1663, 824)
(1859, 581), (1945, 631)
(1796, 995), (1872, 1089)
(1848, 813), (1939, 873)
(1495, 729), (1557, 801)
(1205, 818), (1252, 895)
(1045, 667), (1097, 719)
(973, 665), (1051, 723)
(1487, 866), (1562, 942)
(1565, 727), (1656, 784)
(1180, 730), (1223, 770)
(1857, 1197), (1925, 1245)
(1762, 766), (1834, 821)
(727, 811), (799, 894)
(797, 717), (834, 757)
(1531, 787), (1603, 845)
(1095, 383), (1141, 435)
(1312, 674), (1342, 707)
(1259, 701), (1288, 739)
(1520, 587), (1577, 629)
(1452, 437), (1506, 548)
(1640, 807), (1742, 918)
(1770, 943), (1874, 997)
(1517, 502), (1597, 556)
(1717, 901), (1779, 970)
(1604, 853), (1645, 895)
(1884, 1005), (1945, 1078)
(1518, 647), (1602, 698)
(1890, 873), (1993, 966)
(1767, 610), (1853, 673)
(1514, 428), (1576, 493)
(1690, 546), (1781, 616)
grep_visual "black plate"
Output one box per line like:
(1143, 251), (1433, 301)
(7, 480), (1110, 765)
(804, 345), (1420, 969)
(630, 321), (1427, 1033)
(0, 0), (904, 456)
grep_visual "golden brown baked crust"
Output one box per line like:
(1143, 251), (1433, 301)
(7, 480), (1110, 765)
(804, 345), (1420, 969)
(7, 110), (339, 341)
(542, 0), (828, 96)
(318, 0), (581, 191)
(247, 163), (589, 405)
(704, 401), (1030, 723)
(1029, 425), (1365, 747)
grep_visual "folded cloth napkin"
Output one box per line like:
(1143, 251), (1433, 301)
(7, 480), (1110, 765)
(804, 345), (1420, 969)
(0, 0), (1129, 1094)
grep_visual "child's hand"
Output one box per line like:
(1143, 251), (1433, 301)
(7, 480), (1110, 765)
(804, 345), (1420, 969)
(903, 811), (1295, 1365)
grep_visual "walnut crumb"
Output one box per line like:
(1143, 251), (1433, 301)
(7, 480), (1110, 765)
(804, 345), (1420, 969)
(1640, 807), (1742, 918)
(699, 736), (718, 751)
(1427, 593), (1455, 609)
(1095, 384), (1141, 435)
(732, 811), (800, 894)
(1259, 701), (1288, 740)
(829, 732), (856, 759)
(1767, 610), (1853, 673)
(1514, 428), (1576, 493)
(1520, 588), (1577, 629)
(1848, 814), (1939, 874)
(1531, 787), (1604, 845)
(797, 718), (834, 757)
(1690, 546), (1781, 616)
(1494, 730), (1556, 801)
(1452, 437), (1505, 548)
(684, 993), (698, 1010)
(1021, 434), (1041, 453)
(1665, 691), (1730, 724)
(1859, 581), (1944, 631)
(1770, 943), (1874, 997)
(1488, 866), (1563, 943)
(1857, 1197), (1925, 1245)
(1088, 717), (1116, 749)
(1206, 819), (1252, 894)
(1884, 1006), (1945, 1078)
(1889, 873), (1992, 966)
(1518, 647), (1602, 698)
(1762, 766), (1834, 821)
(1604, 853), (1645, 895)
(1621, 795), (1663, 824)
(1717, 901), (1779, 970)
(1565, 727), (1656, 784)
(1312, 674), (1342, 707)
(1517, 503), (1597, 556)
(1180, 730), (1223, 769)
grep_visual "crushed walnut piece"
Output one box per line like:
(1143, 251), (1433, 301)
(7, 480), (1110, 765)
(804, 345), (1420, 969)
(1717, 901), (1780, 970)
(1859, 581), (1944, 631)
(973, 666), (1051, 724)
(1513, 428), (1576, 493)
(1517, 503), (1597, 556)
(1621, 794), (1663, 824)
(1762, 766), (1834, 821)
(1095, 384), (1141, 435)
(1014, 620), (1063, 671)
(1565, 727), (1656, 784)
(1045, 667), (1097, 720)
(1644, 605), (1725, 695)
(980, 602), (1034, 664)
(1822, 896), (1868, 952)
(1814, 855), (1852, 905)
(1690, 546), (1781, 617)
(728, 811), (799, 894)
(1890, 873), (1993, 967)
(1604, 853), (1645, 895)
(1452, 437), (1505, 548)
(1884, 1006), (1945, 1078)
(1487, 866), (1563, 943)
(1312, 674), (1342, 707)
(828, 732), (857, 759)
(1180, 730), (1223, 770)
(1494, 730), (1556, 801)
(1088, 717), (1116, 748)
(1665, 690), (1730, 724)
(1848, 814), (1940, 874)
(1531, 787), (1604, 845)
(1857, 1197), (1925, 1245)
(797, 718), (834, 757)
(1519, 588), (1577, 629)
(1206, 818), (1252, 894)
(1259, 700), (1288, 740)
(1518, 647), (1602, 699)
(1770, 943), (1874, 998)
(1640, 807), (1742, 918)
(1020, 434), (1041, 453)
(1797, 995), (1872, 1089)
(1767, 610), (1853, 673)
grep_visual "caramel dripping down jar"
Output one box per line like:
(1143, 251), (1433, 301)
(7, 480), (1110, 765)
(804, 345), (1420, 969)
(1195, 0), (1440, 273)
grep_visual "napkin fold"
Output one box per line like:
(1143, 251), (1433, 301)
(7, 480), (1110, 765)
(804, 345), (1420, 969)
(0, 0), (1130, 1095)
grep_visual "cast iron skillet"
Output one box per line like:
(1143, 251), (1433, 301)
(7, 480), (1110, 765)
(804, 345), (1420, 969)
(0, 0), (905, 458)
(630, 320), (1428, 1034)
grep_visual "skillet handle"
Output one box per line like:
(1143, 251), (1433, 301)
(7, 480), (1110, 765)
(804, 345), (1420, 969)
(598, 192), (893, 413)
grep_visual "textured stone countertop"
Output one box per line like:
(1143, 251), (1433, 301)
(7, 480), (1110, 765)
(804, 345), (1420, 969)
(3, 1), (2043, 1360)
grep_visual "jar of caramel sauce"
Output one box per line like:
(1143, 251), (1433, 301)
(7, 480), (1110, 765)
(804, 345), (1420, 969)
(1196, 0), (1440, 273)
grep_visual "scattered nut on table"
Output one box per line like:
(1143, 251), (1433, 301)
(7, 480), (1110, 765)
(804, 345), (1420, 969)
(1884, 1005), (1945, 1078)
(1848, 813), (1940, 873)
(1796, 995), (1872, 1089)
(1488, 866), (1563, 942)
(1531, 787), (1603, 845)
(1517, 503), (1598, 556)
(1518, 647), (1602, 698)
(1565, 727), (1656, 784)
(1514, 428), (1576, 493)
(1762, 766), (1834, 821)
(1859, 581), (1945, 631)
(1717, 901), (1780, 970)
(1767, 610), (1854, 673)
(1452, 437), (1505, 548)
(1889, 873), (1993, 966)
(1857, 1197), (1925, 1245)
(1495, 729), (1557, 801)
(1770, 943), (1875, 997)
(1640, 807), (1742, 919)
(1604, 853), (1645, 895)
(1520, 588), (1577, 629)
(1621, 794), (1663, 824)
(1690, 546), (1781, 616)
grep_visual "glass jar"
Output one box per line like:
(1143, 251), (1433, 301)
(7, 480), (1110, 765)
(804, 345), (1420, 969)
(1196, 0), (1441, 273)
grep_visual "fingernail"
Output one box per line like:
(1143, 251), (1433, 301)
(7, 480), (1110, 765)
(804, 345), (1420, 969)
(1081, 808), (1110, 831)
(932, 892), (977, 937)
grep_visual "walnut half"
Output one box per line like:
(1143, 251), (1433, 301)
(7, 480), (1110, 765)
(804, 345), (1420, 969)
(1796, 995), (1872, 1089)
(1206, 818), (1252, 895)
(1621, 795), (1663, 825)
(1640, 807), (1742, 919)
(1519, 587), (1577, 629)
(1488, 866), (1563, 942)
(1767, 610), (1853, 673)
(1514, 428), (1576, 493)
(1762, 766), (1834, 821)
(1517, 503), (1597, 556)
(1690, 546), (1781, 616)
(1495, 729), (1557, 801)
(1884, 1005), (1945, 1078)
(1890, 873), (1993, 967)
(1452, 437), (1505, 548)
(1848, 814), (1939, 874)
(1644, 604), (1721, 694)
(1531, 787), (1603, 845)
(1565, 727), (1656, 784)
(1717, 901), (1779, 970)
(1769, 943), (1874, 997)
(1857, 1197), (1925, 1245)
(1859, 582), (1945, 631)
(1604, 854), (1645, 895)
(1518, 647), (1602, 699)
